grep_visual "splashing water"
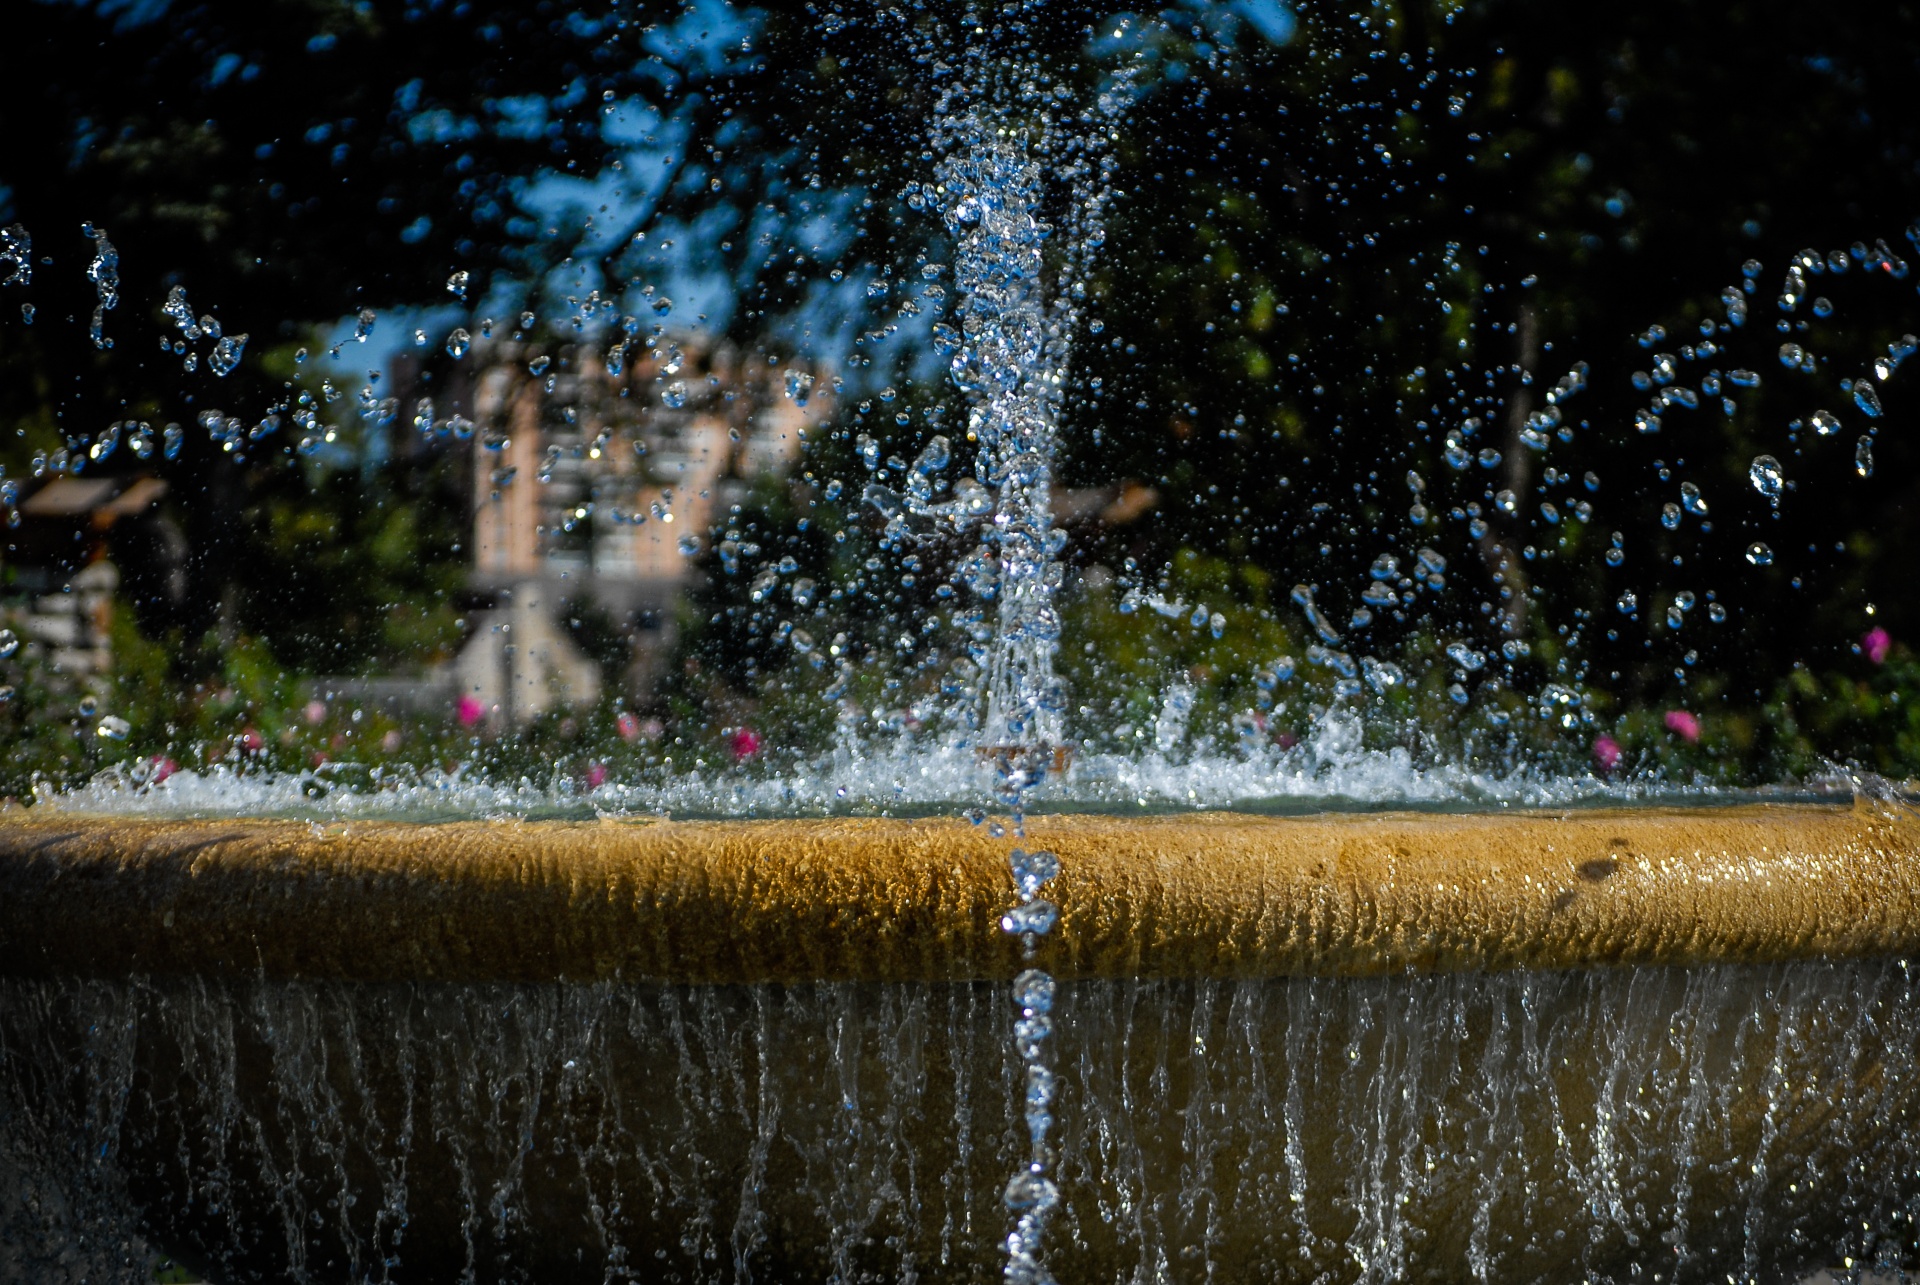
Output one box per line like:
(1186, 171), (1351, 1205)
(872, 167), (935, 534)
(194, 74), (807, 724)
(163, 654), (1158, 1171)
(82, 223), (118, 350)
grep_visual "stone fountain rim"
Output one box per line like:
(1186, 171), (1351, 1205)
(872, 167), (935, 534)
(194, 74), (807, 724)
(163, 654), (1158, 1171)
(0, 803), (1914, 984)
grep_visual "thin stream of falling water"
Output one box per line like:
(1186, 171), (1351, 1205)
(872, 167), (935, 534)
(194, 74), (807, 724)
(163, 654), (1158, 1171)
(923, 14), (1139, 1277)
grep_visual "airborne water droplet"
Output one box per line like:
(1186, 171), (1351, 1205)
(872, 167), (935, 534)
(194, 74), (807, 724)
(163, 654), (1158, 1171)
(1748, 454), (1785, 505)
(1853, 381), (1884, 418)
(1009, 848), (1061, 899)
(207, 333), (248, 377)
(1809, 409), (1841, 436)
(445, 328), (470, 359)
(1856, 436), (1875, 478)
(1746, 542), (1774, 566)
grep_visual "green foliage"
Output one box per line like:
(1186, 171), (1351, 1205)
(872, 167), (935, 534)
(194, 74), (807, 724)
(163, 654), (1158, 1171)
(1, 1), (1917, 793)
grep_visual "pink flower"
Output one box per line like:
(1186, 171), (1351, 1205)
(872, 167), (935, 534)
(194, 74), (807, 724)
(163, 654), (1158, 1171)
(456, 694), (486, 727)
(239, 728), (265, 754)
(150, 756), (177, 785)
(585, 762), (609, 789)
(730, 727), (762, 761)
(304, 700), (328, 725)
(1863, 626), (1892, 666)
(1663, 709), (1701, 744)
(1591, 734), (1622, 772)
(615, 711), (641, 741)
(380, 729), (403, 753)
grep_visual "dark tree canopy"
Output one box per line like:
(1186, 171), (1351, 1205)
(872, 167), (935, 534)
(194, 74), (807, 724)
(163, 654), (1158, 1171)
(1, 0), (1916, 780)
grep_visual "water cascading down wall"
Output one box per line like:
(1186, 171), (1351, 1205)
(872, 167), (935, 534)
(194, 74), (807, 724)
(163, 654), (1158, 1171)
(4, 804), (1920, 1284)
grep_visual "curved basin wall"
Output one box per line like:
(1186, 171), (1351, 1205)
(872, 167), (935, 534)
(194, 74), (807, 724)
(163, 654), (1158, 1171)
(6, 965), (1920, 1283)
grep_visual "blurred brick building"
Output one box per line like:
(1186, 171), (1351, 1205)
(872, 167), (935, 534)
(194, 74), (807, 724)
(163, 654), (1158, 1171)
(450, 331), (833, 723)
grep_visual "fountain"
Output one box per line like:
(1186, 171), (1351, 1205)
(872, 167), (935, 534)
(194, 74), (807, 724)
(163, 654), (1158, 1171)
(2, 3), (1919, 1283)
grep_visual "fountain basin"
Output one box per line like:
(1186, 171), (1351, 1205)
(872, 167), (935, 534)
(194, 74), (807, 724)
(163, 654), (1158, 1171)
(3, 804), (1919, 1283)
(1, 804), (1915, 983)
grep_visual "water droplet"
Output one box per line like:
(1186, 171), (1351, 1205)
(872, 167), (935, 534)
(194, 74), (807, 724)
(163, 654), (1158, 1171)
(1009, 848), (1060, 898)
(1746, 541), (1774, 566)
(445, 328), (470, 359)
(1748, 455), (1785, 505)
(1000, 899), (1059, 936)
(1617, 590), (1639, 615)
(0, 224), (30, 288)
(207, 333), (248, 377)
(650, 296), (673, 316)
(96, 715), (130, 742)
(1605, 547), (1625, 568)
(912, 435), (950, 473)
(1809, 409), (1841, 436)
(1708, 602), (1728, 623)
(662, 381), (688, 409)
(1728, 368), (1761, 388)
(1680, 481), (1708, 515)
(446, 269), (469, 301)
(1004, 1169), (1060, 1212)
(0, 629), (16, 660)
(1856, 436), (1875, 478)
(1854, 381), (1884, 418)
(1013, 969), (1055, 1013)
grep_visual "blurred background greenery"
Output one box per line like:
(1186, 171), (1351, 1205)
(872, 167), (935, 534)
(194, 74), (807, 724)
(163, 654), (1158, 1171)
(0, 0), (1913, 796)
